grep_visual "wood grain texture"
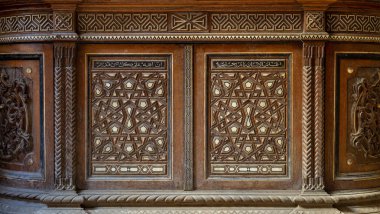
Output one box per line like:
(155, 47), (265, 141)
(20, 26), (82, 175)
(325, 43), (380, 191)
(1, 0), (380, 212)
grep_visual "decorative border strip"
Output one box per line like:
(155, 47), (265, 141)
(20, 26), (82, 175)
(1, 12), (380, 42)
(79, 34), (302, 41)
(330, 34), (380, 42)
(1, 33), (380, 43)
(0, 13), (53, 34)
(184, 45), (193, 191)
(86, 208), (293, 214)
(77, 13), (303, 33)
(0, 34), (78, 42)
(1, 185), (380, 207)
(327, 13), (380, 34)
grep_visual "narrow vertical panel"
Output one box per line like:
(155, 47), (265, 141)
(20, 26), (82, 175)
(54, 43), (77, 190)
(184, 45), (194, 190)
(301, 42), (325, 191)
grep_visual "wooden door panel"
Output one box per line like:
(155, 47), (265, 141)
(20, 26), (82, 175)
(326, 43), (380, 190)
(194, 43), (302, 190)
(77, 44), (185, 190)
(0, 44), (54, 190)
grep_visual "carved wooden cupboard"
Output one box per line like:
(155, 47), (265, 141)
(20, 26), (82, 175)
(0, 0), (380, 213)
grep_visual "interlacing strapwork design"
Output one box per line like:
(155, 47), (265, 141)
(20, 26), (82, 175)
(349, 68), (380, 161)
(77, 12), (303, 33)
(305, 12), (325, 32)
(208, 55), (289, 176)
(77, 13), (168, 32)
(0, 14), (53, 34)
(0, 68), (32, 163)
(327, 14), (380, 34)
(210, 13), (302, 32)
(90, 56), (170, 177)
(54, 12), (73, 31)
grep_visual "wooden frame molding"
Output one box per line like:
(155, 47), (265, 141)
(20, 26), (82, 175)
(0, 9), (380, 43)
(184, 45), (194, 191)
(302, 41), (326, 192)
(54, 43), (77, 191)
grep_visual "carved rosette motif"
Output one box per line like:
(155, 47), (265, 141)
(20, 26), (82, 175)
(0, 67), (32, 163)
(302, 42), (325, 191)
(54, 43), (77, 190)
(208, 55), (289, 177)
(349, 68), (380, 160)
(89, 56), (170, 177)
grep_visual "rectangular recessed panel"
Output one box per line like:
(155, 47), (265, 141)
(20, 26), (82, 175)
(346, 67), (380, 166)
(89, 55), (170, 178)
(207, 54), (289, 177)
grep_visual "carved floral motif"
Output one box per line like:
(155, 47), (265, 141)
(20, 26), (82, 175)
(0, 68), (32, 163)
(350, 70), (380, 159)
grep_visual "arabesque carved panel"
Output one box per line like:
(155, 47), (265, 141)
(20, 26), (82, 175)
(89, 55), (171, 177)
(207, 55), (289, 177)
(0, 67), (32, 164)
(348, 67), (380, 162)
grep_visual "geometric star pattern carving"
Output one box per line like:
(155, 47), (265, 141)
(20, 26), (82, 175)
(208, 55), (288, 176)
(90, 56), (169, 176)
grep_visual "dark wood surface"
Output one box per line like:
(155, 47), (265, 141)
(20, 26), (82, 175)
(0, 44), (54, 190)
(0, 0), (380, 212)
(325, 42), (380, 191)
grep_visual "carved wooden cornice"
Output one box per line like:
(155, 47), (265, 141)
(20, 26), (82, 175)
(0, 8), (380, 42)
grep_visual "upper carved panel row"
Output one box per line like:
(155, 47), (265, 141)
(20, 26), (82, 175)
(77, 13), (303, 33)
(0, 12), (74, 35)
(0, 11), (380, 40)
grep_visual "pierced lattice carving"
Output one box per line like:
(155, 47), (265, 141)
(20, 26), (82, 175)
(89, 56), (170, 177)
(0, 67), (32, 163)
(207, 55), (288, 176)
